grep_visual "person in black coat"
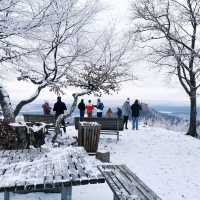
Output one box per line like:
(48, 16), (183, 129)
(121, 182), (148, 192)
(53, 96), (67, 133)
(78, 99), (85, 120)
(117, 107), (122, 118)
(131, 99), (142, 130)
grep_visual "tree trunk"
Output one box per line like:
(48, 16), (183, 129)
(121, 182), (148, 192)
(52, 92), (88, 143)
(187, 90), (197, 137)
(0, 84), (15, 123)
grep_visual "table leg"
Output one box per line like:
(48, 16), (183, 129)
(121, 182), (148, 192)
(4, 191), (10, 200)
(61, 185), (72, 200)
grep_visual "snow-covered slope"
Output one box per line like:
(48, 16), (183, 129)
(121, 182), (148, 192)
(99, 125), (200, 200)
(141, 103), (190, 132)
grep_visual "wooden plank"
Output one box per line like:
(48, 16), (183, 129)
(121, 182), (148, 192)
(113, 169), (143, 199)
(66, 155), (80, 185)
(44, 160), (55, 190)
(102, 171), (126, 199)
(99, 165), (161, 200)
(4, 191), (9, 200)
(117, 165), (161, 200)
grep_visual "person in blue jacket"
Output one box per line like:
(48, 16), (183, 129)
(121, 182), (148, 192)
(95, 98), (104, 117)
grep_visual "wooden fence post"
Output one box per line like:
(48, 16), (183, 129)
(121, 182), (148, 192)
(4, 191), (10, 200)
(61, 185), (72, 200)
(114, 194), (118, 200)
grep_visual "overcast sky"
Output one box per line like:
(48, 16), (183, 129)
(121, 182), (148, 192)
(4, 0), (192, 106)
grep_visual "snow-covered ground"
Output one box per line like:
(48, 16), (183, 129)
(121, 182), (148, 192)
(1, 123), (200, 200)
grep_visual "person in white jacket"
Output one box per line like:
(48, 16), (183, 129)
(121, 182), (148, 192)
(122, 98), (132, 129)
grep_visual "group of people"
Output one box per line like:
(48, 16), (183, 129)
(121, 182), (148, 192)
(41, 96), (142, 132)
(77, 98), (113, 119)
(77, 97), (142, 130)
(122, 98), (142, 130)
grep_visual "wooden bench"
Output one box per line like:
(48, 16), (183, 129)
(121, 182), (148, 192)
(23, 114), (68, 133)
(98, 165), (162, 200)
(23, 114), (56, 123)
(0, 147), (105, 200)
(74, 117), (124, 141)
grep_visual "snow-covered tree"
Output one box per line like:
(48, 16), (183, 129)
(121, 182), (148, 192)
(131, 0), (200, 137)
(13, 0), (101, 117)
(52, 30), (132, 141)
(0, 0), (57, 123)
(0, 0), (132, 124)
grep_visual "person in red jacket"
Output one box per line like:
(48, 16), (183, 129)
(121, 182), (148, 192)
(86, 100), (94, 117)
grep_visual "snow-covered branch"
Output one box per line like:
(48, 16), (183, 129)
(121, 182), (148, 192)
(14, 83), (47, 117)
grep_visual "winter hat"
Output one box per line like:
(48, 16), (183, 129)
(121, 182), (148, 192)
(126, 98), (130, 103)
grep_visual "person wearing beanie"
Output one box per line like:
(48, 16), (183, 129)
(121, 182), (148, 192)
(86, 100), (94, 118)
(78, 99), (85, 120)
(53, 96), (67, 133)
(131, 99), (142, 130)
(95, 98), (104, 117)
(122, 98), (132, 129)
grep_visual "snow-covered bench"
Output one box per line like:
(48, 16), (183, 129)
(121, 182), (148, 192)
(0, 147), (105, 200)
(23, 114), (55, 130)
(74, 117), (124, 141)
(98, 165), (162, 200)
(23, 114), (67, 132)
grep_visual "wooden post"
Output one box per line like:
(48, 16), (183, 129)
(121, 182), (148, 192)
(117, 120), (119, 141)
(61, 185), (72, 200)
(113, 194), (118, 200)
(4, 191), (10, 200)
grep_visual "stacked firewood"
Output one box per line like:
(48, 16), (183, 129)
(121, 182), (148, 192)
(0, 123), (17, 150)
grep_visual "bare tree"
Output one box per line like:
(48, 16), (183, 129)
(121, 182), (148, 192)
(0, 0), (132, 127)
(52, 30), (132, 142)
(13, 0), (100, 117)
(0, 0), (57, 122)
(0, 0), (100, 122)
(131, 0), (200, 137)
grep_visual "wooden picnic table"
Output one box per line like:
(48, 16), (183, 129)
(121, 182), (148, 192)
(0, 147), (105, 200)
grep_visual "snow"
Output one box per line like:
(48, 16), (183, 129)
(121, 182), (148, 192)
(10, 122), (47, 133)
(99, 126), (200, 200)
(1, 123), (200, 200)
(79, 121), (101, 126)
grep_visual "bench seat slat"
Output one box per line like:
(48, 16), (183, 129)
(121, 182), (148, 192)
(98, 165), (162, 200)
(117, 165), (161, 200)
(104, 171), (129, 199)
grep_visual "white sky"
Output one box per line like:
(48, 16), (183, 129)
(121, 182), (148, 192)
(3, 0), (194, 106)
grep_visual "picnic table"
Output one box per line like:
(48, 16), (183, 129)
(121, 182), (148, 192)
(0, 147), (105, 200)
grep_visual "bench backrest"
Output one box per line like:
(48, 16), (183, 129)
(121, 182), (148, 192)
(23, 114), (55, 124)
(74, 117), (124, 131)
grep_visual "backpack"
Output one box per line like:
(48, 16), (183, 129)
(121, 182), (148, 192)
(117, 108), (122, 117)
(98, 103), (104, 110)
